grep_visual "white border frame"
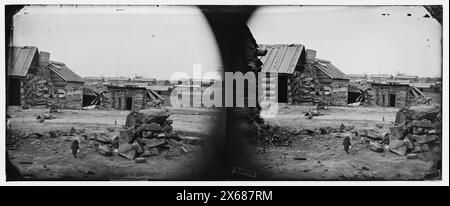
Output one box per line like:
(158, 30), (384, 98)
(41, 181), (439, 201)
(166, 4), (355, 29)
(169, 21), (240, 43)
(1, 0), (448, 186)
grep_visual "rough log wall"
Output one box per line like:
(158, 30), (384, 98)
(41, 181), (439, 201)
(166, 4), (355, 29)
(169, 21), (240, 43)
(288, 65), (348, 106)
(21, 66), (56, 108)
(55, 82), (84, 109)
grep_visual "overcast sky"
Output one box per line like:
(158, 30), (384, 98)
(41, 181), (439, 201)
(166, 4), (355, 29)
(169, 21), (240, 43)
(12, 5), (442, 79)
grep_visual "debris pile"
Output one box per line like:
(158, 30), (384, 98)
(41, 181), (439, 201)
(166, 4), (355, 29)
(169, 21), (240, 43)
(115, 110), (191, 160)
(13, 127), (86, 139)
(36, 112), (56, 122)
(83, 84), (113, 110)
(304, 109), (323, 119)
(408, 87), (431, 105)
(389, 106), (442, 162)
(250, 122), (292, 147)
(143, 90), (165, 109)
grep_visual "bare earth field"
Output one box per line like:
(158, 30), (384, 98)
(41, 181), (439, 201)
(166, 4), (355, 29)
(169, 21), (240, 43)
(7, 107), (219, 180)
(251, 105), (435, 180)
(7, 104), (439, 180)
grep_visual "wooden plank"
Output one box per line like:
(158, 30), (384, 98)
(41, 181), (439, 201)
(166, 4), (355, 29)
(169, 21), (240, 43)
(413, 87), (426, 97)
(13, 50), (29, 76)
(261, 47), (279, 72)
(269, 46), (288, 73)
(278, 46), (297, 73)
(287, 45), (303, 74)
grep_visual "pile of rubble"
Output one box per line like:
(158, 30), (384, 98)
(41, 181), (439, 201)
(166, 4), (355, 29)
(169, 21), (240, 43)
(142, 90), (165, 109)
(111, 110), (191, 161)
(389, 106), (442, 161)
(250, 122), (293, 147)
(36, 112), (56, 122)
(305, 109), (324, 119)
(408, 87), (432, 105)
(83, 84), (114, 110)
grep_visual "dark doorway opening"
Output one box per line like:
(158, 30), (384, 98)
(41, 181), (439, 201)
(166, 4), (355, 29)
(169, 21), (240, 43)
(389, 94), (396, 107)
(82, 95), (97, 107)
(347, 92), (361, 104)
(277, 75), (288, 103)
(126, 97), (133, 110)
(8, 78), (21, 106)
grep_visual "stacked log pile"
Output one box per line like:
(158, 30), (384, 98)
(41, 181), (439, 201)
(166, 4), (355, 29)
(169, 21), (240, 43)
(22, 67), (56, 108)
(389, 106), (442, 163)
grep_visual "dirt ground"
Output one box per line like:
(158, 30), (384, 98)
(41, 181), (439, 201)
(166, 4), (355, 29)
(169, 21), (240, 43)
(7, 103), (440, 181)
(250, 105), (436, 180)
(6, 107), (219, 180)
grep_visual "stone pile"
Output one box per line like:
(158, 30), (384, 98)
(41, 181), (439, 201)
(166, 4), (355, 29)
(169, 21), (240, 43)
(389, 106), (442, 162)
(115, 110), (190, 160)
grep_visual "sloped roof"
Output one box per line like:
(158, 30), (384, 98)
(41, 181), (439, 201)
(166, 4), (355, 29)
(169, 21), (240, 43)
(314, 61), (349, 80)
(48, 61), (85, 83)
(7, 46), (39, 77)
(258, 44), (305, 74)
